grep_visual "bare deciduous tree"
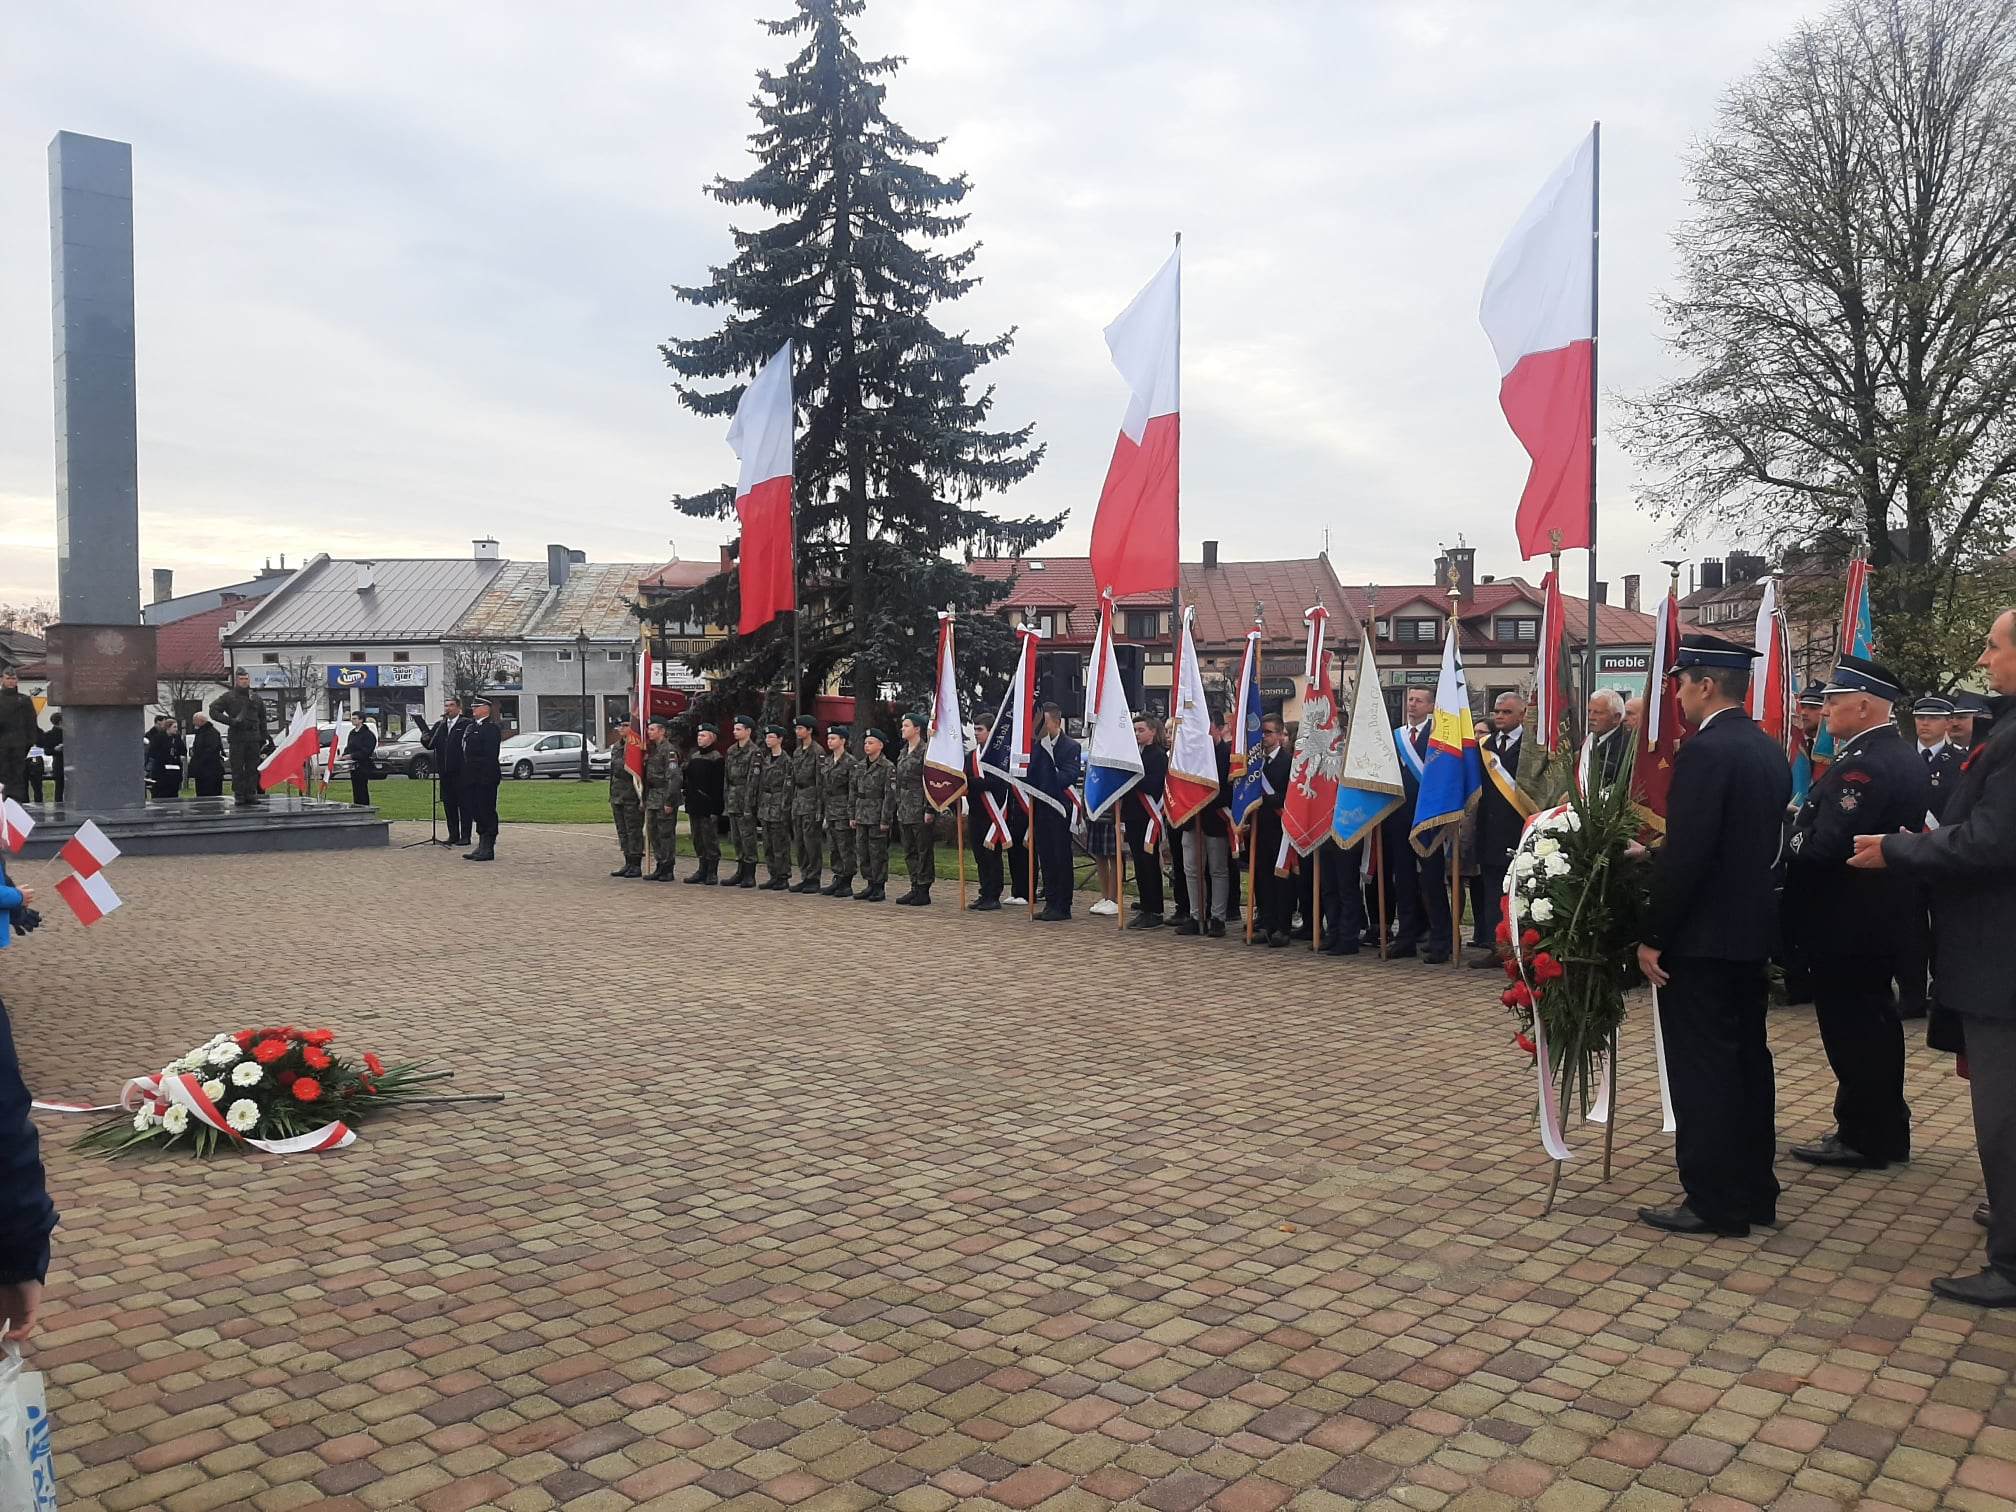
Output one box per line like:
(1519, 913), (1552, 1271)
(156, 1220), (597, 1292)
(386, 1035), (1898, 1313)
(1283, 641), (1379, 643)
(1622, 0), (2016, 691)
(441, 640), (517, 708)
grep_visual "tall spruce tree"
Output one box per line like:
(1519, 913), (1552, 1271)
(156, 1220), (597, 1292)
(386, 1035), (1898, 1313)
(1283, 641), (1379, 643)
(652, 0), (1059, 715)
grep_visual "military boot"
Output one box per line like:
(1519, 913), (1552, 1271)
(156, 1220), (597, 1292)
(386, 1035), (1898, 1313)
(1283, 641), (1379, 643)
(852, 882), (874, 899)
(736, 862), (758, 888)
(863, 884), (886, 902)
(611, 860), (642, 878)
(824, 876), (851, 897)
(893, 886), (920, 906)
(913, 883), (933, 908)
(794, 874), (822, 894)
(649, 858), (678, 882)
(683, 863), (709, 883)
(464, 837), (495, 862)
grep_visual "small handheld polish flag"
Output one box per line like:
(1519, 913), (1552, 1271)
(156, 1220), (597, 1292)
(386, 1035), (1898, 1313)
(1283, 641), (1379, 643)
(58, 820), (120, 877)
(0, 796), (33, 854)
(56, 870), (122, 926)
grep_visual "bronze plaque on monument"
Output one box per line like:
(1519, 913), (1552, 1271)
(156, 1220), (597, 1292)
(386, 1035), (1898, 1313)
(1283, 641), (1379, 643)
(47, 623), (158, 705)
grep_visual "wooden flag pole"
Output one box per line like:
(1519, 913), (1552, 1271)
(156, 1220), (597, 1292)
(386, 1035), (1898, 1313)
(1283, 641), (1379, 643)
(1448, 825), (1463, 968)
(1373, 827), (1389, 960)
(957, 805), (967, 910)
(1245, 822), (1260, 943)
(1027, 801), (1038, 921)
(1116, 825), (1126, 932)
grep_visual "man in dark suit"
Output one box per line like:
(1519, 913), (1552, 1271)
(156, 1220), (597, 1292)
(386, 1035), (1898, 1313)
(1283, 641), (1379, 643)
(1855, 608), (2016, 1306)
(1123, 715), (1169, 929)
(1896, 695), (1960, 1019)
(1468, 691), (1528, 965)
(1383, 686), (1453, 961)
(1028, 703), (1081, 921)
(1637, 633), (1793, 1238)
(1784, 657), (1930, 1171)
(343, 711), (378, 806)
(1583, 689), (1630, 790)
(422, 697), (471, 845)
(1250, 716), (1294, 947)
(458, 694), (504, 862)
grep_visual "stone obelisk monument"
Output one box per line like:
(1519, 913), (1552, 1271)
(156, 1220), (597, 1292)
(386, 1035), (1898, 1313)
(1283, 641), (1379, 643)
(49, 131), (149, 811)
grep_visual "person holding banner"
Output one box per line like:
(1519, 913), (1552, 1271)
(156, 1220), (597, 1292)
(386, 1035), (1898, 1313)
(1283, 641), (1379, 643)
(1175, 713), (1232, 938)
(1028, 704), (1081, 922)
(1124, 715), (1168, 930)
(968, 715), (1008, 912)
(891, 713), (935, 907)
(1635, 634), (1790, 1238)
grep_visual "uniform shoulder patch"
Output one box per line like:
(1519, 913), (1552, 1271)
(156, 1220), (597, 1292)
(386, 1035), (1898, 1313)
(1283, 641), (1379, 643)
(1840, 768), (1872, 784)
(1838, 788), (1860, 811)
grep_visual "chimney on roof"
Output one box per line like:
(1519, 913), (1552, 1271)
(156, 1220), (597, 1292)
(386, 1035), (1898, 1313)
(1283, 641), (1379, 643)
(546, 544), (579, 589)
(151, 568), (173, 604)
(473, 537), (500, 561)
(1203, 540), (1219, 570)
(1433, 544), (1476, 602)
(1700, 558), (1725, 592)
(720, 542), (736, 572)
(1623, 574), (1641, 613)
(1726, 552), (1766, 586)
(354, 561), (376, 593)
(1594, 580), (1609, 604)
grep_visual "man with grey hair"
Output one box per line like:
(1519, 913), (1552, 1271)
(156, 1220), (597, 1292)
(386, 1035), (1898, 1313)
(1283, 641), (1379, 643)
(1583, 688), (1629, 790)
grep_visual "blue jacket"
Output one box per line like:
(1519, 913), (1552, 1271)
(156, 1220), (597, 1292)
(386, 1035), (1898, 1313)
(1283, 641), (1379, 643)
(0, 862), (56, 1285)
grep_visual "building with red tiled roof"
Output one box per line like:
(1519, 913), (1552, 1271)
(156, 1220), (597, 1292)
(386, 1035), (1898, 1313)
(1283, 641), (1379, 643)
(153, 592), (269, 721)
(967, 543), (1659, 721)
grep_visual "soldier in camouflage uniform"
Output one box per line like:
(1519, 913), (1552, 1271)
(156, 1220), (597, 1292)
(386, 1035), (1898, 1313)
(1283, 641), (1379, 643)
(723, 714), (761, 888)
(851, 728), (894, 902)
(607, 722), (645, 877)
(790, 714), (824, 893)
(820, 724), (859, 896)
(890, 712), (936, 907)
(757, 724), (795, 890)
(683, 723), (726, 884)
(208, 669), (272, 806)
(643, 717), (683, 881)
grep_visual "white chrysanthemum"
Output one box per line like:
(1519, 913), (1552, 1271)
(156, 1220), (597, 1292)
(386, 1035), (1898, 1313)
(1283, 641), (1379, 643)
(1533, 836), (1560, 858)
(225, 1099), (260, 1132)
(160, 1105), (190, 1136)
(205, 1041), (242, 1066)
(1543, 853), (1571, 878)
(230, 1061), (262, 1087)
(132, 1108), (155, 1132)
(1562, 810), (1581, 831)
(1530, 897), (1556, 923)
(1512, 853), (1538, 877)
(201, 1080), (226, 1103)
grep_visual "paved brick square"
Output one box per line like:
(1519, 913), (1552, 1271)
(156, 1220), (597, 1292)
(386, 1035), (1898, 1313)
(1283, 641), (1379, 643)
(13, 822), (2015, 1509)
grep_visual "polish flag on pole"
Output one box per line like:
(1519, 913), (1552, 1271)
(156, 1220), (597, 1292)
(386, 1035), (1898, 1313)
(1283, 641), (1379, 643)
(1632, 576), (1684, 828)
(729, 339), (796, 635)
(55, 870), (121, 926)
(0, 795), (33, 854)
(1089, 245), (1180, 600)
(924, 610), (968, 812)
(58, 819), (120, 877)
(1750, 576), (1792, 751)
(1481, 129), (1597, 559)
(258, 705), (320, 794)
(1163, 607), (1219, 828)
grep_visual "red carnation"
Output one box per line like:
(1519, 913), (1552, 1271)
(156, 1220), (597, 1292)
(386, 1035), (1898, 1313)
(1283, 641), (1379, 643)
(1494, 918), (1512, 946)
(1503, 958), (1522, 981)
(1531, 951), (1564, 984)
(276, 1026), (298, 1040)
(1509, 983), (1534, 1009)
(1515, 1032), (1536, 1055)
(232, 1029), (256, 1047)
(291, 1077), (322, 1103)
(302, 1046), (332, 1071)
(1521, 928), (1541, 949)
(363, 1053), (385, 1078)
(1500, 988), (1519, 1008)
(304, 1029), (335, 1046)
(252, 1038), (289, 1064)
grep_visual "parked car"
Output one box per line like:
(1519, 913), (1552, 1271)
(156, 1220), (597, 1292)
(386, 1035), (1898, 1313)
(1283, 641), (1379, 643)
(588, 744), (613, 779)
(498, 730), (594, 779)
(374, 727), (431, 779)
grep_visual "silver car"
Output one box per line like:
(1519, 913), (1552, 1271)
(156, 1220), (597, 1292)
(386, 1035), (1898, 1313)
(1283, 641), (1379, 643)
(498, 730), (593, 779)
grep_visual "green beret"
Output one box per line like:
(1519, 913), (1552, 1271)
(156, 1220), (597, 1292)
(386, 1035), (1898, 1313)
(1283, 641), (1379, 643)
(900, 711), (926, 729)
(696, 722), (718, 734)
(826, 723), (851, 738)
(863, 727), (887, 742)
(793, 714), (818, 731)
(732, 714), (755, 729)
(764, 722), (788, 738)
(648, 716), (671, 729)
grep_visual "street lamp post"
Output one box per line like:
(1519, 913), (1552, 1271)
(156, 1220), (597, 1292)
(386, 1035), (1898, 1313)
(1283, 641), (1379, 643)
(576, 628), (591, 781)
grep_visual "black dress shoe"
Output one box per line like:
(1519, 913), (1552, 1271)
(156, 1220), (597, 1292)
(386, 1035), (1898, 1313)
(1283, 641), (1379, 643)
(1789, 1133), (1894, 1169)
(1266, 931), (1291, 948)
(1034, 907), (1070, 922)
(1173, 918), (1201, 936)
(1419, 950), (1450, 965)
(1976, 1200), (1991, 1229)
(1638, 1203), (1750, 1237)
(969, 897), (1001, 912)
(1387, 941), (1419, 959)
(1205, 918), (1225, 938)
(1322, 942), (1359, 956)
(610, 863), (641, 878)
(1126, 913), (1164, 930)
(1930, 1269), (2016, 1307)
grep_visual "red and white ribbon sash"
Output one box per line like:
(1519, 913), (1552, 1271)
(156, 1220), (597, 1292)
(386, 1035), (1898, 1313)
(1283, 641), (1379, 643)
(1139, 792), (1165, 850)
(36, 1071), (355, 1154)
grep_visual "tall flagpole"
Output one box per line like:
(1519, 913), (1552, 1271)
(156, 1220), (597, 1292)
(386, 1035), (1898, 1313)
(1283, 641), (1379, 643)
(1169, 230), (1183, 723)
(1585, 120), (1602, 705)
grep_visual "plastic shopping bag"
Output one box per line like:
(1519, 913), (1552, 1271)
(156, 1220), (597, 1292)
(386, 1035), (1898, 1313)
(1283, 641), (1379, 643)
(0, 1342), (56, 1512)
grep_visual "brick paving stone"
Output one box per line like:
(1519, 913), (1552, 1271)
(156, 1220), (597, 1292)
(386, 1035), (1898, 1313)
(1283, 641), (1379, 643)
(13, 828), (2016, 1511)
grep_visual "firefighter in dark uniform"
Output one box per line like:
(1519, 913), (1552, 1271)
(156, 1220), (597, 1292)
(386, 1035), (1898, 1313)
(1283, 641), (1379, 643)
(607, 723), (645, 877)
(1784, 657), (1931, 1169)
(683, 724), (726, 884)
(724, 715), (761, 888)
(458, 694), (504, 861)
(642, 717), (682, 881)
(890, 712), (935, 906)
(757, 724), (795, 890)
(820, 725), (858, 896)
(1637, 634), (1792, 1237)
(1896, 695), (1960, 1018)
(208, 669), (271, 806)
(851, 728), (894, 901)
(790, 715), (824, 892)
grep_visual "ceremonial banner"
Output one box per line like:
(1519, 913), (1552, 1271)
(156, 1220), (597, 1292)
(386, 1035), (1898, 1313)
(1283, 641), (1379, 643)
(1632, 580), (1683, 825)
(1332, 628), (1404, 848)
(1409, 623), (1482, 856)
(1481, 129), (1597, 558)
(627, 640), (651, 795)
(1536, 568), (1573, 753)
(1081, 597), (1142, 820)
(1163, 607), (1219, 828)
(1228, 625), (1266, 827)
(924, 611), (968, 812)
(1750, 576), (1792, 753)
(728, 340), (796, 634)
(1281, 607), (1342, 856)
(1088, 247), (1181, 600)
(258, 706), (319, 794)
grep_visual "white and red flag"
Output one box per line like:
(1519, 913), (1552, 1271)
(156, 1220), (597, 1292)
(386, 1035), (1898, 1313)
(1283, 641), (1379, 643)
(59, 819), (119, 877)
(1632, 577), (1684, 827)
(258, 705), (320, 794)
(1750, 575), (1792, 753)
(1281, 607), (1344, 856)
(728, 339), (796, 635)
(0, 796), (33, 854)
(1163, 607), (1219, 828)
(55, 869), (121, 926)
(1481, 129), (1597, 559)
(1535, 568), (1573, 753)
(1089, 247), (1180, 600)
(627, 638), (652, 795)
(924, 610), (968, 812)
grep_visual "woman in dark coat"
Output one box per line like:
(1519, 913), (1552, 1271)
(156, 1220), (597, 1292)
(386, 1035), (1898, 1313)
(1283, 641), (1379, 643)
(188, 712), (226, 797)
(344, 712), (378, 805)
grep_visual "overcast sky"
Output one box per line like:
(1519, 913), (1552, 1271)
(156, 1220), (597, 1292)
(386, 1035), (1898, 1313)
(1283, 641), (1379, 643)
(0, 0), (1816, 615)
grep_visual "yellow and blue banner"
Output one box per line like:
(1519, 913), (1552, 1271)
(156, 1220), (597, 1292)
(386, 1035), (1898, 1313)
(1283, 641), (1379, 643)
(1409, 623), (1483, 856)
